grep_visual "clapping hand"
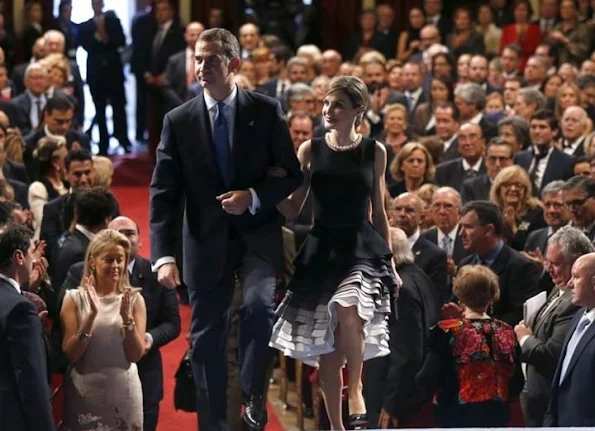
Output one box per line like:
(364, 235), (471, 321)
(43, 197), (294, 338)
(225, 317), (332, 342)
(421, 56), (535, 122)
(84, 276), (100, 316)
(442, 302), (463, 319)
(521, 248), (546, 273)
(120, 288), (133, 323)
(29, 258), (48, 293)
(503, 206), (517, 235)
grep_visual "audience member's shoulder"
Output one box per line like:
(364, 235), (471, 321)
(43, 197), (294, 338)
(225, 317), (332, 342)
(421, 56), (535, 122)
(244, 88), (282, 110)
(436, 157), (462, 170)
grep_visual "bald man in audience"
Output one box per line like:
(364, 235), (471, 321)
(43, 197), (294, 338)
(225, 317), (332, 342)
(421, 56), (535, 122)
(560, 106), (589, 159)
(239, 23), (260, 59)
(391, 193), (448, 301)
(320, 50), (342, 78)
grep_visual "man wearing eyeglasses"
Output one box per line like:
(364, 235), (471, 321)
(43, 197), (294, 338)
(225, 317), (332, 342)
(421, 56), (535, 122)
(462, 137), (513, 203)
(562, 176), (595, 241)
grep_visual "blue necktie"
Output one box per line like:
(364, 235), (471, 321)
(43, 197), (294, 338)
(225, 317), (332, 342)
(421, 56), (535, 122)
(441, 236), (453, 255)
(213, 102), (230, 183)
(559, 315), (591, 383)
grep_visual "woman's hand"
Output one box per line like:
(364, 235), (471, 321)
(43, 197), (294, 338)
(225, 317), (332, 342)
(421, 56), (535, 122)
(120, 288), (133, 323)
(503, 205), (518, 235)
(84, 276), (100, 316)
(442, 302), (463, 320)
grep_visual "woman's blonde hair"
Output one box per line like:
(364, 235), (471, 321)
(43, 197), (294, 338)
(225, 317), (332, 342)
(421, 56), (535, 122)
(383, 103), (409, 126)
(490, 165), (542, 217)
(554, 82), (581, 119)
(92, 155), (114, 188)
(81, 229), (132, 294)
(389, 142), (436, 182)
(40, 53), (71, 84)
(453, 265), (500, 312)
(4, 128), (25, 163)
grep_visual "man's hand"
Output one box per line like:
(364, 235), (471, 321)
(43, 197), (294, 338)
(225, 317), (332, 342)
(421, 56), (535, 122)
(154, 73), (166, 86)
(521, 249), (546, 273)
(216, 190), (252, 215)
(143, 333), (153, 355)
(29, 258), (48, 293)
(514, 321), (532, 341)
(378, 408), (398, 429)
(446, 255), (457, 277)
(157, 263), (181, 290)
(442, 302), (463, 320)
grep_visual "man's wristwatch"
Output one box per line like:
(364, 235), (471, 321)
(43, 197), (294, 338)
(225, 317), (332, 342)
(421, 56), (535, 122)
(77, 330), (91, 342)
(123, 320), (136, 332)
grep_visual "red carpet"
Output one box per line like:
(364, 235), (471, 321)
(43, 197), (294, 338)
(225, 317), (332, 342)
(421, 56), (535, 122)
(111, 186), (284, 431)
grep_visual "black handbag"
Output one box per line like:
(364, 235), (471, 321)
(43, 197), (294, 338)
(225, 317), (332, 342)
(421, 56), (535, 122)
(174, 348), (197, 412)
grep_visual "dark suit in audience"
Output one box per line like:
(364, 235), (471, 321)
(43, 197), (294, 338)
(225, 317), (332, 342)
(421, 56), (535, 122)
(544, 309), (595, 427)
(24, 127), (91, 152)
(7, 179), (29, 209)
(363, 262), (440, 428)
(162, 50), (192, 110)
(422, 226), (469, 265)
(458, 243), (541, 325)
(514, 148), (575, 194)
(52, 228), (90, 289)
(2, 159), (29, 184)
(441, 138), (460, 163)
(10, 63), (28, 96)
(461, 174), (491, 203)
(9, 91), (38, 134)
(413, 236), (448, 303)
(435, 157), (487, 192)
(520, 289), (578, 426)
(0, 277), (55, 431)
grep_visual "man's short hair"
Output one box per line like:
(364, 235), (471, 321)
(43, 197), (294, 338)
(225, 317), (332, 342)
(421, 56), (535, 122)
(577, 74), (595, 90)
(530, 109), (558, 131)
(563, 175), (595, 196)
(287, 111), (313, 128)
(455, 83), (486, 111)
(45, 94), (74, 116)
(73, 187), (115, 229)
(287, 83), (315, 103)
(541, 180), (566, 199)
(498, 115), (530, 148)
(518, 87), (546, 110)
(435, 102), (460, 122)
(549, 226), (595, 263)
(197, 28), (240, 60)
(503, 43), (522, 58)
(486, 136), (513, 156)
(460, 200), (505, 236)
(0, 223), (33, 270)
(65, 148), (93, 171)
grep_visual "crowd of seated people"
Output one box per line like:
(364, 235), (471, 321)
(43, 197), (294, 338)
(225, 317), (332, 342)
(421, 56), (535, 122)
(1, 0), (595, 429)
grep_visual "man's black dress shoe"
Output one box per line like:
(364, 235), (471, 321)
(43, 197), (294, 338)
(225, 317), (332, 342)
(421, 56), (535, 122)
(243, 395), (267, 430)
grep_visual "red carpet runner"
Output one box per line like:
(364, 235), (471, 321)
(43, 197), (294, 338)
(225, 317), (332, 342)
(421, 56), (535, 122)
(111, 186), (284, 431)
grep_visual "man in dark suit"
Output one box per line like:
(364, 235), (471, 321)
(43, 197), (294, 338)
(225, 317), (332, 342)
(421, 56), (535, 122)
(424, 0), (451, 41)
(560, 106), (588, 159)
(515, 226), (591, 426)
(149, 28), (302, 431)
(435, 123), (487, 191)
(0, 223), (55, 431)
(562, 175), (595, 241)
(469, 55), (502, 94)
(109, 216), (181, 431)
(461, 137), (513, 203)
(52, 187), (114, 289)
(514, 110), (574, 195)
(11, 37), (46, 96)
(77, 0), (131, 155)
(39, 149), (96, 265)
(145, 0), (185, 158)
(403, 62), (428, 120)
(455, 200), (541, 325)
(43, 30), (85, 127)
(9, 63), (49, 135)
(453, 82), (497, 140)
(434, 103), (460, 163)
(375, 4), (400, 60)
(392, 192), (448, 302)
(422, 187), (469, 299)
(162, 21), (205, 110)
(544, 252), (595, 427)
(364, 227), (440, 428)
(130, 0), (156, 142)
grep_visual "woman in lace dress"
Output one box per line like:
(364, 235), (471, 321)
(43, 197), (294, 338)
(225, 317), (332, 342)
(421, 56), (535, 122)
(60, 229), (147, 430)
(269, 76), (400, 430)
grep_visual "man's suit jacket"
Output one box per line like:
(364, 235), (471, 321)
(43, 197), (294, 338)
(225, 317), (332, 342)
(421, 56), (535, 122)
(422, 226), (469, 265)
(148, 20), (185, 76)
(78, 11), (127, 88)
(11, 63), (28, 96)
(459, 244), (541, 325)
(9, 92), (36, 134)
(412, 236), (448, 303)
(544, 309), (595, 427)
(130, 9), (156, 76)
(52, 228), (91, 290)
(461, 174), (491, 203)
(521, 289), (578, 426)
(479, 116), (498, 141)
(2, 159), (29, 184)
(60, 257), (182, 406)
(364, 262), (440, 427)
(150, 88), (303, 290)
(0, 278), (55, 431)
(441, 137), (459, 163)
(435, 157), (487, 192)
(514, 147), (575, 194)
(7, 178), (29, 209)
(24, 127), (91, 152)
(524, 227), (555, 294)
(406, 90), (428, 122)
(162, 50), (190, 110)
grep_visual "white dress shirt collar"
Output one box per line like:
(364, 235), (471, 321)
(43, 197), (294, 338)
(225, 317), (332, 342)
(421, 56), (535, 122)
(470, 112), (483, 125)
(563, 136), (585, 155)
(128, 258), (136, 275)
(443, 134), (457, 152)
(438, 225), (459, 243)
(204, 84), (238, 111)
(405, 87), (423, 100)
(44, 124), (63, 139)
(462, 157), (483, 172)
(0, 273), (21, 294)
(75, 224), (95, 241)
(407, 228), (421, 250)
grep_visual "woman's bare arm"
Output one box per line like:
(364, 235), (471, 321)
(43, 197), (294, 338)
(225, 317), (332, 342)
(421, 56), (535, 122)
(276, 140), (312, 221)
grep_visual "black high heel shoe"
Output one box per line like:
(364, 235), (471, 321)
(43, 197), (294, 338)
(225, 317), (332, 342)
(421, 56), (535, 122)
(348, 413), (368, 430)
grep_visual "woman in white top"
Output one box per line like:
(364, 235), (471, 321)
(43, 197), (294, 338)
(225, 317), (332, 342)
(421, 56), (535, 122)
(28, 136), (68, 238)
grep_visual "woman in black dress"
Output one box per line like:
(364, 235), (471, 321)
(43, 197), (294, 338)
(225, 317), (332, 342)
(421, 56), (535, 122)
(270, 76), (399, 430)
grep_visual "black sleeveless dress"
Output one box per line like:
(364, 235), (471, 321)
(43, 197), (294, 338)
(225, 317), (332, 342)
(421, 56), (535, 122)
(269, 137), (399, 367)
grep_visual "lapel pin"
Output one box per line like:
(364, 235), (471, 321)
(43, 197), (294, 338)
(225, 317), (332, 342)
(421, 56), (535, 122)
(248, 120), (254, 126)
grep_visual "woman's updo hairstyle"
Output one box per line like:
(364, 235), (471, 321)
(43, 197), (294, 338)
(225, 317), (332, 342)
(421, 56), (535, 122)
(325, 76), (369, 127)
